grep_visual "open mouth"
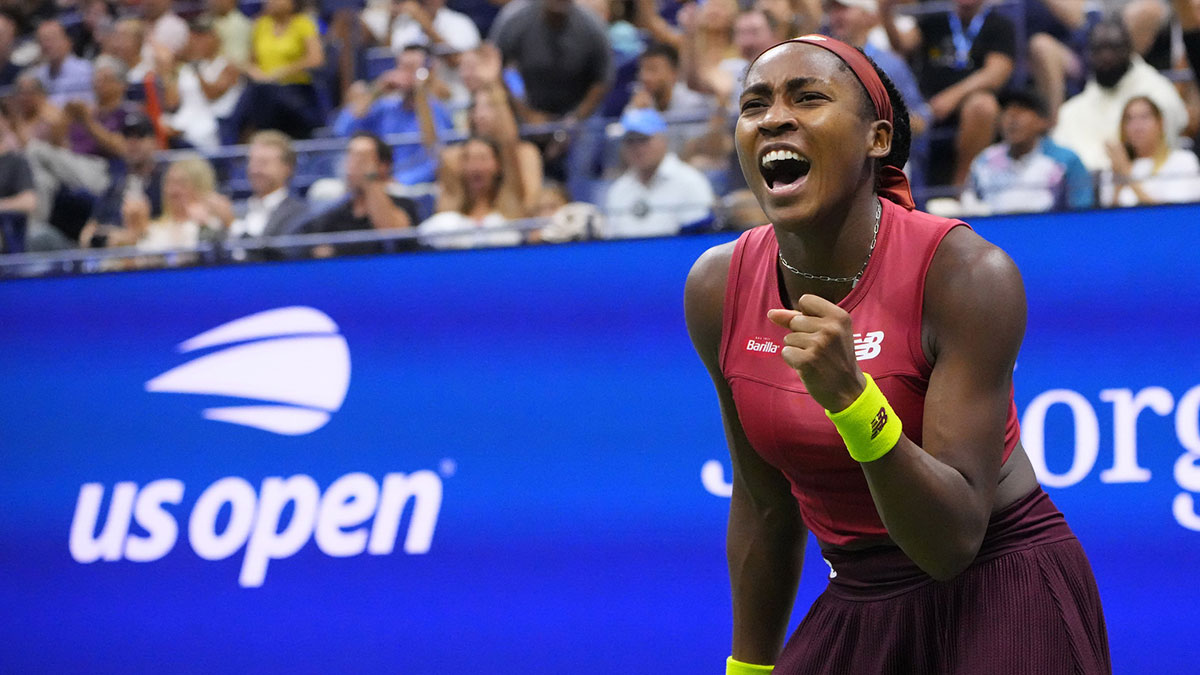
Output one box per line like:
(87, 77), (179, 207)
(760, 150), (811, 190)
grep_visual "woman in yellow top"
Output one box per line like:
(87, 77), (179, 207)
(227, 0), (325, 141)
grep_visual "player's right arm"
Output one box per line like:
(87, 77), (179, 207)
(685, 242), (808, 666)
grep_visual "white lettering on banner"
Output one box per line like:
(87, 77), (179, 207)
(1022, 389), (1100, 488)
(1098, 387), (1170, 483)
(1173, 386), (1200, 530)
(69, 470), (445, 587)
(125, 479), (185, 562)
(69, 482), (138, 563)
(702, 383), (1200, 533)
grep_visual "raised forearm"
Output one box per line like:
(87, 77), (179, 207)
(936, 57), (1013, 111)
(1042, 0), (1086, 30)
(0, 189), (36, 213)
(84, 116), (128, 157)
(364, 187), (410, 230)
(633, 0), (683, 51)
(858, 435), (992, 580)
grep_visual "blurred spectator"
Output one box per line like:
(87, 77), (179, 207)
(418, 136), (525, 249)
(1178, 0), (1200, 77)
(302, 132), (420, 249)
(0, 12), (22, 89)
(162, 16), (245, 150)
(527, 177), (605, 242)
(1101, 96), (1200, 206)
(1052, 18), (1187, 172)
(757, 0), (822, 37)
(14, 67), (118, 247)
(453, 41), (503, 125)
(68, 0), (114, 60)
(323, 4), (379, 109)
(228, 130), (309, 244)
(140, 0), (189, 57)
(439, 80), (543, 215)
(9, 73), (67, 147)
(631, 42), (713, 116)
(1123, 0), (1172, 68)
(228, 0), (327, 141)
(1025, 0), (1089, 119)
(625, 42), (714, 156)
(1, 0), (55, 38)
(963, 90), (1093, 214)
(681, 5), (780, 106)
(209, 0), (252, 65)
(602, 107), (715, 239)
(79, 112), (165, 247)
(35, 20), (94, 106)
(8, 71), (66, 148)
(493, 0), (612, 126)
(881, 0), (1015, 187)
(63, 55), (138, 163)
(106, 18), (152, 84)
(826, 0), (930, 137)
(0, 112), (37, 253)
(124, 154), (232, 253)
(334, 44), (452, 184)
(388, 0), (481, 55)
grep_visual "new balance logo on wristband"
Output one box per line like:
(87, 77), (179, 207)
(870, 408), (888, 439)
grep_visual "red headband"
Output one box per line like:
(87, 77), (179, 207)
(748, 34), (916, 210)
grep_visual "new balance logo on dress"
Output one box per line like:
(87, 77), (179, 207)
(853, 331), (884, 360)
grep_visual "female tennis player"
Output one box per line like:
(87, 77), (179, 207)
(684, 35), (1109, 674)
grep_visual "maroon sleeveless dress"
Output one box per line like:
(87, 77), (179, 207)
(719, 199), (1110, 673)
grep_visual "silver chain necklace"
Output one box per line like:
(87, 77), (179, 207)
(777, 200), (881, 289)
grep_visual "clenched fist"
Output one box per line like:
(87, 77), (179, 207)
(767, 294), (867, 413)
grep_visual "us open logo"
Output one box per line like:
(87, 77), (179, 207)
(145, 306), (351, 435)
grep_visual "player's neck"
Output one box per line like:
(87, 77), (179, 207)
(774, 189), (880, 304)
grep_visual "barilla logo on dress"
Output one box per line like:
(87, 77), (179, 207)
(745, 337), (781, 354)
(853, 331), (885, 361)
(145, 306), (351, 435)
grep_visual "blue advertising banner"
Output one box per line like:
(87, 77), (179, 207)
(1, 204), (1198, 672)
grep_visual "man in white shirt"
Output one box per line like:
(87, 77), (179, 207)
(230, 130), (309, 242)
(1052, 18), (1187, 172)
(389, 0), (481, 54)
(603, 108), (716, 239)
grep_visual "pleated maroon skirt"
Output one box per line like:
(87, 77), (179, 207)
(775, 488), (1110, 674)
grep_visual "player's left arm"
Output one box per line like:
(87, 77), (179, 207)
(768, 226), (1026, 581)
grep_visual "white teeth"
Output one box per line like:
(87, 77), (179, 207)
(761, 149), (803, 167)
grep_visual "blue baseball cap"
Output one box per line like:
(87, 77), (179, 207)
(615, 107), (667, 139)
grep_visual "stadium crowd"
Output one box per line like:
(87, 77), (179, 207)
(2, 0), (1200, 266)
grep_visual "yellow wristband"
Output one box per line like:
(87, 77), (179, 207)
(726, 656), (774, 674)
(825, 373), (902, 463)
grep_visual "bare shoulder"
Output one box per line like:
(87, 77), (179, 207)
(924, 225), (1027, 364)
(684, 240), (737, 367)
